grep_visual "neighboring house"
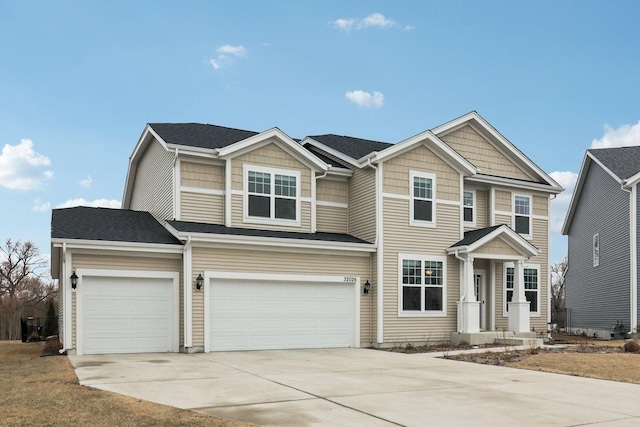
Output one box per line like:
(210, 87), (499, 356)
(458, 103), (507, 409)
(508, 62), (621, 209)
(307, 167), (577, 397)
(562, 146), (640, 338)
(51, 111), (563, 355)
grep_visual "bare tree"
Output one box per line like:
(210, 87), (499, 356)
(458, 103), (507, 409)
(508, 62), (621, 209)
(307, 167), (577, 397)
(0, 239), (55, 340)
(550, 256), (567, 328)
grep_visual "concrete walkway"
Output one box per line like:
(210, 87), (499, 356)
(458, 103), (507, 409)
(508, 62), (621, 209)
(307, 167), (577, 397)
(70, 348), (640, 426)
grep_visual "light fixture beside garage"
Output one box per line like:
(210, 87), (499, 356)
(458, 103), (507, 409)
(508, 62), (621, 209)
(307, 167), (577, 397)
(195, 273), (204, 290)
(70, 271), (79, 290)
(363, 280), (371, 294)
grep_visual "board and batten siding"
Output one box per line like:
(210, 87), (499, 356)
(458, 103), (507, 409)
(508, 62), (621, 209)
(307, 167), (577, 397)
(348, 167), (376, 243)
(440, 125), (532, 182)
(69, 252), (183, 350)
(190, 247), (373, 347)
(566, 162), (631, 330)
(130, 139), (175, 222)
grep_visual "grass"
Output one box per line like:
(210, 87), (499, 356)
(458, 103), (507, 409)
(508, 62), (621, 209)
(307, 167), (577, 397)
(0, 341), (253, 427)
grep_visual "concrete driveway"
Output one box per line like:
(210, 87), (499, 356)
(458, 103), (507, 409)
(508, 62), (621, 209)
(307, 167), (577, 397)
(70, 348), (640, 426)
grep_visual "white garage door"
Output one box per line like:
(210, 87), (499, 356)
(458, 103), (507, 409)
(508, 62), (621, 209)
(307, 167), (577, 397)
(82, 276), (175, 355)
(210, 280), (355, 351)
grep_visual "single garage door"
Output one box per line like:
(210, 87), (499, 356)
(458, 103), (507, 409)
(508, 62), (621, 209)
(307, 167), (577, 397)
(82, 276), (175, 355)
(210, 280), (354, 351)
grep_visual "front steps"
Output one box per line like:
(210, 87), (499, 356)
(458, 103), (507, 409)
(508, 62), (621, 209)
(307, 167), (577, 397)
(451, 331), (544, 348)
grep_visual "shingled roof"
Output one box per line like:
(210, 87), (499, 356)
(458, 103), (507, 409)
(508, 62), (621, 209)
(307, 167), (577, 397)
(308, 134), (393, 160)
(588, 146), (640, 181)
(149, 123), (259, 150)
(52, 207), (182, 245)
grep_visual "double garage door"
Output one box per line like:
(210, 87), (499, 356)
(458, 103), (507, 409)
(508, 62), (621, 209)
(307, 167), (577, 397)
(81, 276), (177, 355)
(209, 279), (356, 351)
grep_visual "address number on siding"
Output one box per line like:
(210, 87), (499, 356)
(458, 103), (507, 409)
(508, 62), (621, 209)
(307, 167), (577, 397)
(343, 276), (357, 283)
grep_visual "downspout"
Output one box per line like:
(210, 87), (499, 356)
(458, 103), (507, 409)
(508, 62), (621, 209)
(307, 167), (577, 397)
(313, 169), (329, 233)
(623, 181), (637, 333)
(183, 236), (193, 350)
(454, 250), (467, 333)
(173, 148), (180, 220)
(367, 156), (384, 344)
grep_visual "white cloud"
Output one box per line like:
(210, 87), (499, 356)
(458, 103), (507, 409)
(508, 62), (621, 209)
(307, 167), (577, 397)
(32, 198), (51, 212)
(55, 198), (121, 209)
(79, 175), (92, 187)
(331, 13), (410, 32)
(549, 171), (579, 236)
(209, 45), (247, 70)
(591, 121), (640, 149)
(345, 90), (384, 109)
(0, 139), (53, 190)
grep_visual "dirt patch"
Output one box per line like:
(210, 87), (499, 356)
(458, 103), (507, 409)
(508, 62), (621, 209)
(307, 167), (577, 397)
(0, 341), (254, 426)
(382, 342), (503, 354)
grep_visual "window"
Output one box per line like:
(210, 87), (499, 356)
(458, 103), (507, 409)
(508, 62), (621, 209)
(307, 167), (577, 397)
(504, 264), (539, 315)
(463, 190), (475, 224)
(399, 254), (446, 315)
(514, 195), (531, 235)
(245, 165), (300, 224)
(410, 171), (436, 226)
(593, 234), (600, 267)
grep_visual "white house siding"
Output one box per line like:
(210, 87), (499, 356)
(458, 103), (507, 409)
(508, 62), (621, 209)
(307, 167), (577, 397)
(348, 167), (376, 243)
(130, 139), (175, 222)
(566, 162), (631, 332)
(440, 125), (532, 182)
(181, 191), (224, 224)
(190, 247), (372, 348)
(69, 252), (182, 351)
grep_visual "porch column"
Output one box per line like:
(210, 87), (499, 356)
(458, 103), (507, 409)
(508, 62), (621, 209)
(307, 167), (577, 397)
(458, 256), (480, 333)
(508, 259), (530, 332)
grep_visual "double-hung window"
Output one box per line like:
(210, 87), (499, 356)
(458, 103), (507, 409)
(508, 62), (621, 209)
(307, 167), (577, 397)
(399, 254), (446, 315)
(463, 190), (475, 224)
(410, 171), (436, 226)
(504, 264), (539, 315)
(513, 194), (531, 236)
(245, 165), (300, 224)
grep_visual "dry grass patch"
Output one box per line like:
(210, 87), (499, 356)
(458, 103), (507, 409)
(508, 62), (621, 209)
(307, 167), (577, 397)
(0, 341), (253, 427)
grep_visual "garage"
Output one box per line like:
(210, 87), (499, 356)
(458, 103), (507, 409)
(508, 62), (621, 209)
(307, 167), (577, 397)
(79, 273), (179, 355)
(208, 276), (357, 351)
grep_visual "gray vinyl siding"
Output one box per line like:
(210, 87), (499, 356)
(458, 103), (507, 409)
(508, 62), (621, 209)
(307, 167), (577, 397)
(565, 162), (630, 330)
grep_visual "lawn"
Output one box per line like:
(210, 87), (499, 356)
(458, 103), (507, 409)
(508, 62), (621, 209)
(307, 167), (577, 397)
(0, 341), (254, 427)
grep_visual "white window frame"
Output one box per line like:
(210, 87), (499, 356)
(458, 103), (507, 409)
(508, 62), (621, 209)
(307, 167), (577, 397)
(463, 189), (476, 226)
(502, 262), (540, 317)
(409, 170), (437, 228)
(512, 193), (532, 239)
(398, 253), (447, 317)
(593, 233), (600, 267)
(243, 164), (301, 227)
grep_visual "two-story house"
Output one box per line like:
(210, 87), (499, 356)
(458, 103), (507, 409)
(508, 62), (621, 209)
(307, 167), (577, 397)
(51, 111), (563, 355)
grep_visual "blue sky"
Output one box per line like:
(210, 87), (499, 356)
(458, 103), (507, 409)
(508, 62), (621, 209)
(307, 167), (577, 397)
(1, 1), (640, 271)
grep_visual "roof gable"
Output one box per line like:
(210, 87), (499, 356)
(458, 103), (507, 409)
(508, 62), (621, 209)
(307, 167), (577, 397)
(587, 146), (640, 181)
(447, 224), (538, 258)
(149, 123), (259, 150)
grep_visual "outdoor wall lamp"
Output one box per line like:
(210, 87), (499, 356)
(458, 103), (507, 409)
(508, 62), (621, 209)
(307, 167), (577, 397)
(195, 273), (204, 291)
(70, 271), (78, 290)
(363, 280), (371, 294)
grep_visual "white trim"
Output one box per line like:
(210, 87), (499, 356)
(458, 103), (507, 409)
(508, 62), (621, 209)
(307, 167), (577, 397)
(532, 214), (549, 221)
(203, 271), (360, 352)
(311, 171), (317, 232)
(502, 262), (541, 318)
(382, 192), (459, 206)
(225, 158), (232, 226)
(490, 260), (496, 331)
(397, 253), (448, 317)
(459, 176), (465, 239)
(183, 239), (193, 348)
(174, 154), (180, 220)
(410, 170), (437, 228)
(376, 162), (384, 344)
(63, 245), (72, 351)
(243, 164), (302, 227)
(301, 137), (361, 168)
(52, 239), (183, 254)
(75, 269), (180, 356)
(446, 224), (538, 258)
(632, 185), (638, 332)
(474, 269), (487, 330)
(316, 200), (348, 209)
(547, 194), (553, 325)
(180, 186), (225, 196)
(466, 174), (562, 194)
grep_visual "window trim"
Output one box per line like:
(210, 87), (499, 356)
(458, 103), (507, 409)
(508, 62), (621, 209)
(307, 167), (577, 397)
(512, 193), (532, 239)
(398, 253), (447, 317)
(463, 189), (476, 226)
(243, 164), (301, 227)
(593, 233), (600, 267)
(409, 170), (437, 228)
(502, 262), (540, 317)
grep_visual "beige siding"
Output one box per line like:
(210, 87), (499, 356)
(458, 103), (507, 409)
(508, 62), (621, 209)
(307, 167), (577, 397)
(384, 145), (460, 201)
(348, 167), (376, 243)
(317, 205), (348, 234)
(441, 126), (532, 181)
(231, 194), (312, 232)
(317, 178), (348, 204)
(495, 214), (511, 226)
(495, 190), (511, 212)
(191, 247), (372, 347)
(70, 252), (183, 351)
(475, 238), (522, 256)
(533, 194), (549, 216)
(181, 191), (224, 224)
(181, 162), (224, 190)
(231, 140), (312, 197)
(476, 189), (488, 228)
(130, 139), (174, 222)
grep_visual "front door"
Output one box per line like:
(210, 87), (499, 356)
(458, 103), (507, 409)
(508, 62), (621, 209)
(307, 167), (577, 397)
(474, 272), (486, 331)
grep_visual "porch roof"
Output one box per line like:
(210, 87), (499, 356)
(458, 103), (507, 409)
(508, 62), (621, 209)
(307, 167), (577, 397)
(447, 224), (538, 258)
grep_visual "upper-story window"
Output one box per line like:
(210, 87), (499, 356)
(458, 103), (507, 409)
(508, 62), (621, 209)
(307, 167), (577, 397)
(244, 165), (300, 225)
(410, 171), (436, 227)
(463, 190), (475, 224)
(513, 194), (531, 236)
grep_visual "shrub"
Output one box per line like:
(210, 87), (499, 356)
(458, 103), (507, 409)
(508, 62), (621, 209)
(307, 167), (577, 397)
(27, 331), (40, 342)
(623, 341), (640, 353)
(43, 298), (58, 337)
